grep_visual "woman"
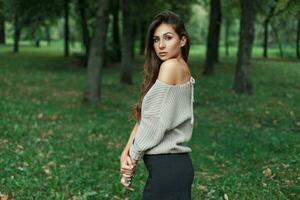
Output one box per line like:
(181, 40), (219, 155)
(119, 10), (195, 199)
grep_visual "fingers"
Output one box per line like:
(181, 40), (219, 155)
(122, 172), (135, 178)
(120, 175), (135, 191)
(120, 170), (134, 177)
(120, 164), (134, 173)
(125, 185), (135, 191)
(120, 176), (130, 187)
(120, 156), (136, 175)
(119, 155), (137, 190)
(121, 164), (132, 170)
(126, 156), (135, 169)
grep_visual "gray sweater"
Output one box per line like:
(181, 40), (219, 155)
(129, 76), (196, 161)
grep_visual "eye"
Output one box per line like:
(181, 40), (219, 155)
(153, 38), (159, 43)
(164, 36), (172, 40)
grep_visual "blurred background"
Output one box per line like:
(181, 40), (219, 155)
(0, 0), (299, 199)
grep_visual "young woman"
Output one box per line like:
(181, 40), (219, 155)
(119, 10), (195, 199)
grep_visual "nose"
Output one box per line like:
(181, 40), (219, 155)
(159, 40), (165, 49)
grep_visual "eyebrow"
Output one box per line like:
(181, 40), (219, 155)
(153, 32), (174, 38)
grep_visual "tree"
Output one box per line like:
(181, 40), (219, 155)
(270, 23), (284, 57)
(84, 0), (110, 104)
(203, 0), (222, 75)
(12, 1), (21, 52)
(260, 0), (294, 58)
(296, 11), (300, 60)
(44, 21), (52, 46)
(3, 0), (62, 52)
(77, 0), (90, 64)
(262, 0), (277, 58)
(139, 19), (147, 55)
(221, 0), (239, 57)
(0, 0), (5, 44)
(120, 0), (133, 84)
(64, 0), (70, 57)
(111, 0), (121, 61)
(233, 0), (256, 94)
(297, 11), (300, 60)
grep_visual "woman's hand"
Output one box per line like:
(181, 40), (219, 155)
(120, 153), (137, 190)
(131, 157), (137, 166)
(120, 153), (136, 176)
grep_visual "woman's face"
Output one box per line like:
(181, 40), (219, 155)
(153, 23), (186, 61)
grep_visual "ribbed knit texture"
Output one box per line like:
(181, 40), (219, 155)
(129, 76), (196, 161)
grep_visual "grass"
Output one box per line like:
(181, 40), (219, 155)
(0, 43), (299, 199)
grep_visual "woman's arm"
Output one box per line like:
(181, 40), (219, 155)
(120, 122), (139, 175)
(120, 122), (139, 189)
(121, 122), (139, 157)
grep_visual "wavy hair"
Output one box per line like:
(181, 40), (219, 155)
(130, 10), (190, 123)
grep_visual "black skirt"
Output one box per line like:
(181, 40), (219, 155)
(142, 153), (194, 200)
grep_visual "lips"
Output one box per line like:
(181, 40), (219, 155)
(159, 52), (167, 56)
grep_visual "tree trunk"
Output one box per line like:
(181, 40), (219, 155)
(64, 0), (70, 57)
(13, 12), (21, 53)
(224, 19), (230, 56)
(203, 0), (221, 75)
(84, 0), (110, 104)
(34, 27), (40, 48)
(215, 6), (221, 63)
(78, 0), (90, 65)
(35, 39), (40, 47)
(271, 24), (283, 58)
(0, 8), (5, 44)
(112, 0), (121, 61)
(297, 13), (300, 60)
(263, 18), (269, 58)
(45, 25), (51, 46)
(120, 0), (133, 84)
(262, 0), (277, 58)
(131, 22), (136, 60)
(233, 0), (255, 94)
(139, 19), (146, 55)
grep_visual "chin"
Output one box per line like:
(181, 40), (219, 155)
(159, 56), (172, 61)
(159, 57), (168, 61)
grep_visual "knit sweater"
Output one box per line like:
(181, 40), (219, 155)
(129, 76), (196, 161)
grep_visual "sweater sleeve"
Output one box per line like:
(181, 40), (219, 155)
(129, 81), (170, 161)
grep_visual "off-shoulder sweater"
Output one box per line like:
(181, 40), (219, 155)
(129, 76), (196, 161)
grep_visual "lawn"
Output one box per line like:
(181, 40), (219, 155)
(0, 43), (299, 199)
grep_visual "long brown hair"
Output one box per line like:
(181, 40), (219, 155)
(130, 10), (190, 123)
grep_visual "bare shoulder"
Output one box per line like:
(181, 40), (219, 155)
(157, 59), (182, 85)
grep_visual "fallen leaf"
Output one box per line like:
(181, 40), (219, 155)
(197, 185), (207, 192)
(38, 113), (44, 119)
(224, 193), (229, 200)
(263, 168), (272, 177)
(42, 165), (51, 175)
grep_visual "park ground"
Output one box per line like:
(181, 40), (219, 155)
(0, 43), (299, 199)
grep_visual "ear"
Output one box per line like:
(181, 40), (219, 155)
(180, 36), (187, 47)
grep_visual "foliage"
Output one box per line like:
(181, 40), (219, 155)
(3, 0), (62, 26)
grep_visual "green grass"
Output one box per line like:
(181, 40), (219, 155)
(0, 43), (299, 199)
